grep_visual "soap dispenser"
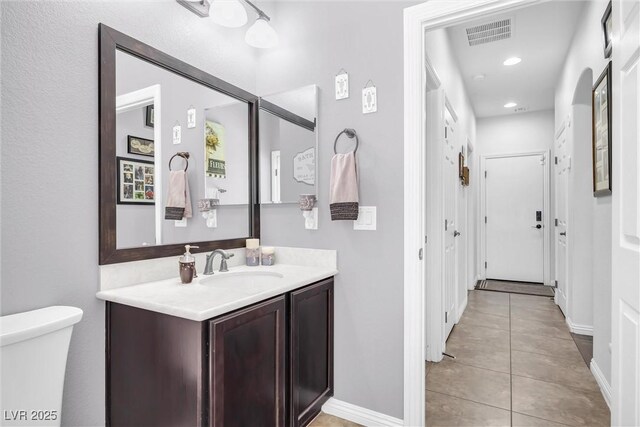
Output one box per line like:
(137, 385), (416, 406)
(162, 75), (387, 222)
(179, 245), (199, 284)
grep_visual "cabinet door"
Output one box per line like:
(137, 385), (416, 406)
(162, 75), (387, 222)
(209, 296), (286, 427)
(290, 279), (334, 427)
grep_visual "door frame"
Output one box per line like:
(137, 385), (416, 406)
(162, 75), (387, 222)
(116, 84), (162, 246)
(479, 151), (551, 286)
(403, 0), (542, 424)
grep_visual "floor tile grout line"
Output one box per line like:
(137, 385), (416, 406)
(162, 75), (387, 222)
(444, 358), (510, 375)
(510, 347), (589, 364)
(510, 372), (601, 394)
(511, 410), (574, 427)
(425, 389), (512, 413)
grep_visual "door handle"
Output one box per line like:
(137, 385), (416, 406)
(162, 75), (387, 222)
(454, 231), (461, 237)
(560, 232), (567, 236)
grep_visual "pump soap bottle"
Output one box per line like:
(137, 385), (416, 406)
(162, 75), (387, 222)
(179, 245), (199, 284)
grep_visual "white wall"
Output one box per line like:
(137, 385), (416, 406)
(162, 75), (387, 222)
(476, 110), (555, 156)
(554, 0), (612, 385)
(424, 28), (478, 313)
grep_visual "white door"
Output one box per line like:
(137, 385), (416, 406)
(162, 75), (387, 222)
(555, 124), (569, 313)
(443, 107), (457, 339)
(611, 1), (640, 424)
(485, 154), (544, 283)
(271, 150), (281, 203)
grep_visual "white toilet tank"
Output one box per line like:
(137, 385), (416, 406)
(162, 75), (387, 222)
(0, 306), (83, 426)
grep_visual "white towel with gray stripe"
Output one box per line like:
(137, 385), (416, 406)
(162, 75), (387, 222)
(165, 170), (193, 220)
(329, 151), (359, 220)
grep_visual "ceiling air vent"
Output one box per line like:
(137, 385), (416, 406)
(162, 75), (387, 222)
(466, 18), (512, 46)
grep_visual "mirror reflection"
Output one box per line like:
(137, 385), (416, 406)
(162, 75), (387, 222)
(115, 50), (250, 250)
(259, 85), (318, 204)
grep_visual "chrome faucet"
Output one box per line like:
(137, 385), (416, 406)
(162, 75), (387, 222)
(203, 249), (235, 275)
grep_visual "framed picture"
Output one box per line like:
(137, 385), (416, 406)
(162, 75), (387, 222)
(592, 62), (612, 197)
(145, 105), (154, 128)
(127, 135), (154, 157)
(117, 157), (155, 204)
(601, 1), (612, 58)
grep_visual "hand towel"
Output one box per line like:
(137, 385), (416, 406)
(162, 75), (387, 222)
(165, 170), (193, 220)
(329, 151), (359, 220)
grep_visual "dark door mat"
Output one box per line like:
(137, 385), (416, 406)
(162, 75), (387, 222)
(475, 279), (555, 297)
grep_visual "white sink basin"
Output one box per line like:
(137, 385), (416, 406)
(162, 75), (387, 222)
(199, 271), (285, 292)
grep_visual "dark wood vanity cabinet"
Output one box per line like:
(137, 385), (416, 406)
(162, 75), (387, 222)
(106, 278), (333, 427)
(210, 296), (286, 427)
(290, 279), (334, 427)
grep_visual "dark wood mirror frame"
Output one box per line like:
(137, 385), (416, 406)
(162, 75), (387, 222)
(99, 24), (260, 265)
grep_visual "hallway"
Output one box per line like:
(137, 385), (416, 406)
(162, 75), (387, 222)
(426, 290), (610, 426)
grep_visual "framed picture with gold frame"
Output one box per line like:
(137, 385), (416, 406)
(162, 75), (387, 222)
(592, 62), (612, 197)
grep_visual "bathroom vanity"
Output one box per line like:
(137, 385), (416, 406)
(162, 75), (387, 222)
(99, 262), (335, 427)
(97, 23), (331, 427)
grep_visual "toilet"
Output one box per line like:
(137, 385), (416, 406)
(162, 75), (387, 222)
(0, 306), (83, 426)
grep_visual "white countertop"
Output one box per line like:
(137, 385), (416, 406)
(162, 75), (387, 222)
(96, 264), (338, 322)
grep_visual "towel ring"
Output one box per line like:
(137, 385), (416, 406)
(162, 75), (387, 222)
(169, 152), (190, 171)
(334, 128), (359, 154)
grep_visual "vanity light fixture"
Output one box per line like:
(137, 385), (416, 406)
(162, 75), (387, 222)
(177, 0), (278, 48)
(243, 0), (278, 48)
(210, 0), (248, 28)
(503, 56), (522, 66)
(504, 102), (518, 108)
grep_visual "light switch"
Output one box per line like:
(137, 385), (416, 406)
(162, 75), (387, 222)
(354, 206), (376, 230)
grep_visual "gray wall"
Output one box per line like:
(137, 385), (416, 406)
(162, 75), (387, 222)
(1, 2), (258, 425)
(257, 1), (417, 418)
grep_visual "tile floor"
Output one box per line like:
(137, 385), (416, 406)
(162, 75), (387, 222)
(308, 412), (361, 427)
(427, 290), (610, 426)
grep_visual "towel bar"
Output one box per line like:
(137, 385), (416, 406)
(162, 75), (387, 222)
(334, 128), (358, 154)
(169, 152), (190, 171)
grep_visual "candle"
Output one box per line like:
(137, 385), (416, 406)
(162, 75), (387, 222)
(246, 239), (260, 249)
(262, 246), (275, 255)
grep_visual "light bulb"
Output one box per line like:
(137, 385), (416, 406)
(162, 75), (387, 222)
(210, 0), (248, 28)
(245, 17), (278, 49)
(503, 57), (522, 66)
(504, 102), (517, 108)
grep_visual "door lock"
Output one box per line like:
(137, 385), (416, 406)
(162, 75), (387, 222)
(560, 231), (567, 236)
(454, 230), (461, 237)
(531, 224), (542, 229)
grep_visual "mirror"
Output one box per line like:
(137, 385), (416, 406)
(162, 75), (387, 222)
(100, 25), (259, 264)
(259, 85), (318, 204)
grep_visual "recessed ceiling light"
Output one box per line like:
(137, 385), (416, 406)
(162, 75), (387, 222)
(504, 102), (517, 108)
(503, 57), (522, 66)
(473, 74), (486, 81)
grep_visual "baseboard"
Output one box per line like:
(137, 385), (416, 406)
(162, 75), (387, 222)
(565, 317), (594, 336)
(322, 398), (403, 426)
(590, 359), (612, 409)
